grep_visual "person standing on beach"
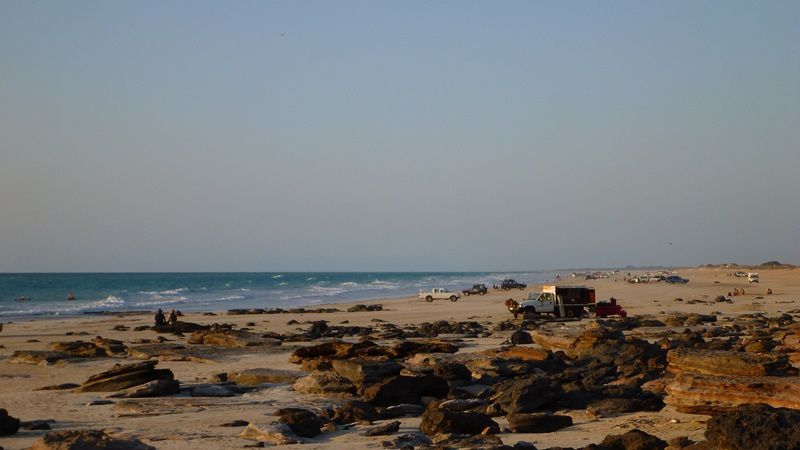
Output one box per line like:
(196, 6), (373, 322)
(154, 309), (166, 327)
(167, 309), (178, 325)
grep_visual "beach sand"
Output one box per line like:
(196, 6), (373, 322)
(0, 267), (798, 449)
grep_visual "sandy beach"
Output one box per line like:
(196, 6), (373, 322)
(1, 266), (799, 449)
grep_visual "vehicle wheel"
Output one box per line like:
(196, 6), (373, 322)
(480, 291), (485, 296)
(565, 309), (575, 318)
(450, 296), (458, 302)
(519, 286), (524, 290)
(426, 296), (433, 302)
(464, 291), (469, 296)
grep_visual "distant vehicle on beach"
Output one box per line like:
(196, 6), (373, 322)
(462, 284), (488, 296)
(748, 273), (760, 283)
(500, 279), (527, 290)
(665, 275), (689, 284)
(419, 288), (460, 302)
(734, 272), (748, 278)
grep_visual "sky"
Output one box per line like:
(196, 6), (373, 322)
(1, 1), (798, 272)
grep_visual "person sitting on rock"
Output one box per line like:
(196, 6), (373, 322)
(767, 288), (773, 295)
(167, 309), (178, 325)
(154, 309), (166, 327)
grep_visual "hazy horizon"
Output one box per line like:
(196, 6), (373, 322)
(2, 1), (798, 272)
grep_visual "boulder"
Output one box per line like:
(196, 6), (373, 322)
(702, 403), (800, 450)
(127, 343), (215, 363)
(187, 330), (280, 348)
(388, 341), (459, 359)
(507, 413), (573, 433)
(240, 423), (298, 445)
(29, 429), (155, 450)
(92, 337), (127, 355)
(665, 373), (800, 414)
(0, 409), (20, 436)
(491, 346), (550, 362)
(589, 429), (667, 450)
(488, 377), (561, 415)
(361, 374), (449, 406)
(586, 397), (663, 417)
(333, 400), (380, 424)
(667, 348), (793, 377)
(331, 358), (402, 387)
(363, 420), (400, 436)
(274, 408), (324, 437)
(151, 321), (210, 334)
(510, 330), (533, 345)
(293, 371), (356, 397)
(348, 304), (383, 312)
(75, 361), (174, 392)
(227, 368), (302, 386)
(419, 404), (499, 436)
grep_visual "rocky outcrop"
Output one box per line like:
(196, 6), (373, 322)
(532, 325), (624, 358)
(289, 340), (382, 365)
(665, 373), (800, 414)
(700, 403), (800, 450)
(0, 409), (20, 436)
(506, 412), (573, 433)
(30, 429), (155, 450)
(347, 304), (383, 312)
(293, 371), (356, 397)
(75, 361), (174, 392)
(667, 348), (793, 377)
(510, 330), (533, 344)
(187, 329), (280, 348)
(419, 403), (499, 436)
(274, 408), (324, 437)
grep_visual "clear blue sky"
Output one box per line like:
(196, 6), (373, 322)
(1, 1), (798, 272)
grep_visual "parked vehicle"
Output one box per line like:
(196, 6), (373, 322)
(500, 279), (527, 290)
(462, 284), (488, 296)
(507, 285), (595, 319)
(664, 275), (689, 284)
(734, 272), (748, 278)
(748, 273), (760, 283)
(595, 297), (627, 318)
(418, 288), (460, 302)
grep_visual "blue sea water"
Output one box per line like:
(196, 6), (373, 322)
(0, 271), (552, 318)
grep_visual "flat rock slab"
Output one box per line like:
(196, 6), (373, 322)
(665, 373), (800, 414)
(667, 348), (792, 377)
(188, 330), (281, 348)
(8, 351), (70, 365)
(228, 368), (303, 386)
(76, 361), (174, 393)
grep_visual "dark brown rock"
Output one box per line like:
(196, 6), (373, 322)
(0, 409), (20, 436)
(488, 377), (561, 415)
(274, 407), (324, 437)
(333, 400), (380, 424)
(506, 413), (573, 433)
(361, 374), (449, 406)
(587, 429), (666, 450)
(419, 403), (499, 436)
(332, 358), (402, 387)
(48, 341), (108, 358)
(363, 420), (400, 436)
(703, 403), (800, 450)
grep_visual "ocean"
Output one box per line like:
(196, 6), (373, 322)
(0, 271), (553, 318)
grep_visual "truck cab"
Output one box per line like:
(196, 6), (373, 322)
(513, 285), (595, 318)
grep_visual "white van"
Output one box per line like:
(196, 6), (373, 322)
(747, 272), (759, 283)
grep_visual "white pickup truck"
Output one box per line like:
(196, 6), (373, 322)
(419, 288), (460, 302)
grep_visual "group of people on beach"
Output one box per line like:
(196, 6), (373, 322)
(154, 309), (179, 327)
